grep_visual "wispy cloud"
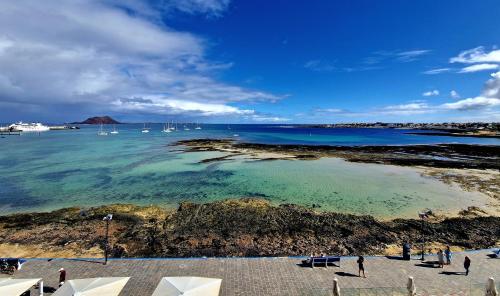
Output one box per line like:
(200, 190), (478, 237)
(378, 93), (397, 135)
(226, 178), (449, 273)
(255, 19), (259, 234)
(422, 68), (451, 75)
(422, 90), (439, 97)
(459, 63), (499, 73)
(396, 50), (431, 62)
(304, 60), (335, 72)
(363, 49), (431, 65)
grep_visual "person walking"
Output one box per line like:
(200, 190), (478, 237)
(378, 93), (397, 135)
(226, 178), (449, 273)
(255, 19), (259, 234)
(58, 268), (66, 287)
(464, 256), (471, 276)
(437, 249), (445, 268)
(444, 246), (452, 265)
(357, 256), (366, 278)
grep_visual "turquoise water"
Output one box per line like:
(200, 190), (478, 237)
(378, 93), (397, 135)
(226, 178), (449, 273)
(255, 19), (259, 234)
(0, 124), (497, 217)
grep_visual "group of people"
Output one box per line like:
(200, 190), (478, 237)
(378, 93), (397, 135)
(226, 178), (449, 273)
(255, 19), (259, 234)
(307, 245), (472, 279)
(436, 246), (453, 268)
(436, 246), (471, 275)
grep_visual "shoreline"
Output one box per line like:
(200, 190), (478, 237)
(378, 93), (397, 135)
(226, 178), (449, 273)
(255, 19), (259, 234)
(0, 199), (499, 259)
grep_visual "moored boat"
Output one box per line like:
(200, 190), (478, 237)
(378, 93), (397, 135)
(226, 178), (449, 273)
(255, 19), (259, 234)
(8, 122), (50, 132)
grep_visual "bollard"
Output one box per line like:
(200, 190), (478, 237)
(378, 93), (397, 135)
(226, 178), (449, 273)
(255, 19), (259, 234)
(333, 277), (340, 296)
(486, 277), (498, 296)
(407, 276), (416, 296)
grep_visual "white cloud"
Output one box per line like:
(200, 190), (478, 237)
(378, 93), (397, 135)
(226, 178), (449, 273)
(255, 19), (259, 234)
(378, 102), (432, 115)
(249, 115), (290, 122)
(422, 90), (439, 97)
(0, 0), (283, 122)
(314, 108), (348, 114)
(441, 97), (500, 110)
(422, 68), (451, 75)
(450, 46), (500, 64)
(450, 90), (460, 99)
(459, 63), (499, 73)
(113, 96), (254, 116)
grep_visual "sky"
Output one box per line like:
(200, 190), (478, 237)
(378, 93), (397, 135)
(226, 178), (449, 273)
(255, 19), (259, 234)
(0, 0), (500, 123)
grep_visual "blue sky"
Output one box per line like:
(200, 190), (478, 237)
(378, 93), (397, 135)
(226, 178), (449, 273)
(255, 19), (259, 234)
(0, 0), (499, 123)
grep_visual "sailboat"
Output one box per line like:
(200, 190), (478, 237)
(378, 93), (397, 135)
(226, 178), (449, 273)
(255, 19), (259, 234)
(183, 123), (190, 131)
(110, 124), (119, 134)
(142, 123), (150, 133)
(97, 124), (108, 136)
(162, 122), (171, 133)
(195, 122), (202, 130)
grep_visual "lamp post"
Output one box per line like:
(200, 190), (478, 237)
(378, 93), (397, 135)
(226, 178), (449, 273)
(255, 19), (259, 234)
(418, 209), (431, 261)
(103, 214), (113, 265)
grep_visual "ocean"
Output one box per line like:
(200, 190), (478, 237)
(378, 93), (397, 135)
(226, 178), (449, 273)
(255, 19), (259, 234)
(0, 124), (498, 218)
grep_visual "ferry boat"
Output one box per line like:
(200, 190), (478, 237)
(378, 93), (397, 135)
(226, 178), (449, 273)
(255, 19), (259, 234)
(8, 122), (50, 132)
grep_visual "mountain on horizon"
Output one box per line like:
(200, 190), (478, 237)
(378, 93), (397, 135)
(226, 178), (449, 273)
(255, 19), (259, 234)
(73, 116), (121, 124)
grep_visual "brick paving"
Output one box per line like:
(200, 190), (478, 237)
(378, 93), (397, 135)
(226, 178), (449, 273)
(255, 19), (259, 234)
(5, 249), (499, 295)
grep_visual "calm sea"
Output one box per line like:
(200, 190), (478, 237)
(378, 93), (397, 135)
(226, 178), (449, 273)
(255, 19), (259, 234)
(0, 124), (497, 217)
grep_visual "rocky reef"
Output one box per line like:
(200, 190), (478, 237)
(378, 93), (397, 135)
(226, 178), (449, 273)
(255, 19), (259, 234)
(0, 199), (498, 258)
(175, 139), (500, 170)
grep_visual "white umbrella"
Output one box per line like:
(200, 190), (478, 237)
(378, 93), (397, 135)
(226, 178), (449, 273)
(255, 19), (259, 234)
(53, 277), (130, 296)
(0, 278), (42, 296)
(407, 276), (416, 296)
(332, 278), (340, 296)
(152, 277), (222, 296)
(486, 278), (498, 296)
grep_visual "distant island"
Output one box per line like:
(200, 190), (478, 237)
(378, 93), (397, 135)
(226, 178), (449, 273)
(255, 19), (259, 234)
(73, 116), (121, 124)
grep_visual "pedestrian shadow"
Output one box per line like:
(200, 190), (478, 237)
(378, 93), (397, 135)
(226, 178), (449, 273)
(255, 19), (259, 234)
(440, 271), (465, 276)
(415, 261), (439, 268)
(43, 286), (57, 293)
(296, 261), (340, 268)
(385, 256), (409, 261)
(335, 272), (358, 277)
(48, 258), (104, 264)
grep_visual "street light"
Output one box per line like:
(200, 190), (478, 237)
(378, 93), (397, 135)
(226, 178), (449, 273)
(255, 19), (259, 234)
(103, 214), (113, 265)
(418, 209), (432, 261)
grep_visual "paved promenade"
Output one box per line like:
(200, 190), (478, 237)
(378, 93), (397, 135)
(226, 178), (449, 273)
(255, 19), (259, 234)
(7, 249), (499, 295)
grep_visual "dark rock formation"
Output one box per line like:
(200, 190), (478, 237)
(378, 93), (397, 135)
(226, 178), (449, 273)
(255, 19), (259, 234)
(1, 199), (498, 258)
(176, 139), (500, 170)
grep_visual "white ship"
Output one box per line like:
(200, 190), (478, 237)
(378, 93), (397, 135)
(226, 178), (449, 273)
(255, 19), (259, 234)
(8, 122), (50, 132)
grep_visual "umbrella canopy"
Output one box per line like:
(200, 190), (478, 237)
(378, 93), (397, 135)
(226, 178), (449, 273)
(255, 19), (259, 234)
(332, 278), (340, 296)
(407, 276), (416, 296)
(486, 278), (498, 296)
(0, 278), (41, 296)
(53, 277), (130, 296)
(152, 277), (222, 296)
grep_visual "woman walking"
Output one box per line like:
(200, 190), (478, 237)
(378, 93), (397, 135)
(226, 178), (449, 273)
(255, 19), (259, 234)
(357, 256), (366, 278)
(445, 246), (452, 265)
(464, 256), (471, 276)
(437, 250), (445, 268)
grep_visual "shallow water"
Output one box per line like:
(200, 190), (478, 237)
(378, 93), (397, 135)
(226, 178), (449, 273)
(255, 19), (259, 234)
(0, 124), (497, 217)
